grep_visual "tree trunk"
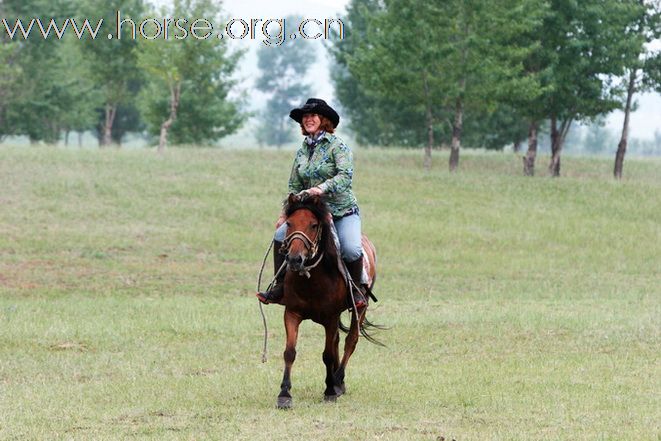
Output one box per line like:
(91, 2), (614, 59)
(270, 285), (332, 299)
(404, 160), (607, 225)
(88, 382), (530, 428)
(64, 130), (70, 147)
(101, 103), (117, 147)
(548, 116), (572, 177)
(158, 82), (181, 154)
(523, 121), (538, 176)
(449, 17), (468, 173)
(549, 116), (560, 177)
(424, 104), (433, 170)
(422, 73), (433, 170)
(513, 141), (521, 153)
(449, 95), (463, 172)
(614, 69), (637, 179)
(78, 132), (83, 148)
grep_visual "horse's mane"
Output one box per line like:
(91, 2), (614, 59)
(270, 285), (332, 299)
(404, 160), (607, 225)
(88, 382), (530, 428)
(284, 193), (338, 264)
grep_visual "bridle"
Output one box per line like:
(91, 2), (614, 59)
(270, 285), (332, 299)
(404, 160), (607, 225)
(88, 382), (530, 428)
(281, 219), (324, 278)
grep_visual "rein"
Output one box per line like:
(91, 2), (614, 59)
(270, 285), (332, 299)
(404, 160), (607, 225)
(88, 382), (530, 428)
(256, 206), (367, 363)
(256, 222), (323, 363)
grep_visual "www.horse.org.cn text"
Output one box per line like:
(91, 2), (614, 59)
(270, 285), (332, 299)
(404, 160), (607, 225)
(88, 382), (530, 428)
(0, 11), (345, 46)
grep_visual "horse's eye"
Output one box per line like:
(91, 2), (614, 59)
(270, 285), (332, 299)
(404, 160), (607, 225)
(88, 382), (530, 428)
(285, 221), (291, 227)
(311, 223), (319, 229)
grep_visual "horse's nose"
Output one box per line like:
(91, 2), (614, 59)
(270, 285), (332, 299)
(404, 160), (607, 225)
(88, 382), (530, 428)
(286, 254), (304, 270)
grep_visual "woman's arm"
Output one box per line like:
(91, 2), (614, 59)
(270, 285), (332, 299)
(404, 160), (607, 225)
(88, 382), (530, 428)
(287, 153), (305, 194)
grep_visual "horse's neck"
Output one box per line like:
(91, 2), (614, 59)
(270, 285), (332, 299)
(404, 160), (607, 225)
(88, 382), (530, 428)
(322, 225), (341, 267)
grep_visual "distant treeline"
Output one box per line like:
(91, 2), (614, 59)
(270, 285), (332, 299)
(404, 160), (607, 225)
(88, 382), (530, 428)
(329, 0), (661, 177)
(1, 0), (660, 177)
(0, 0), (244, 153)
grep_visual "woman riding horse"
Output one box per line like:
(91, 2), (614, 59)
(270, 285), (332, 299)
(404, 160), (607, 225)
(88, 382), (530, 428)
(257, 98), (367, 309)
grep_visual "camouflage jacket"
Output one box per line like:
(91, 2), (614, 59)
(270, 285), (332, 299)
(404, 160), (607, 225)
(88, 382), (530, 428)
(287, 133), (358, 218)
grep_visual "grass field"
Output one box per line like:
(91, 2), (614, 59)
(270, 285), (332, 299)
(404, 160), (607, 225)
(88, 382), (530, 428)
(0, 146), (659, 440)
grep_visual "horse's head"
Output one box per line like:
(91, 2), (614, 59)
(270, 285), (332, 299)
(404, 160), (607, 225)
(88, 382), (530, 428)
(282, 193), (330, 272)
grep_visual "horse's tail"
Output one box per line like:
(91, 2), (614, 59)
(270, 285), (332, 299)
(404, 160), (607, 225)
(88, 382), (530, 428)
(339, 311), (388, 347)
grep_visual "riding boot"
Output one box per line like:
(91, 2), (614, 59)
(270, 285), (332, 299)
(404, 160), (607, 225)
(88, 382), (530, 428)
(256, 240), (286, 305)
(345, 256), (367, 309)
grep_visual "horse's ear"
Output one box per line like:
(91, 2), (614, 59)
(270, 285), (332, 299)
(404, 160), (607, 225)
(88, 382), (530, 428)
(288, 193), (300, 205)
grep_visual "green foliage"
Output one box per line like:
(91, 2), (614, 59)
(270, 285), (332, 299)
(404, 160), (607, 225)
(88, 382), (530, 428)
(1, 0), (92, 142)
(254, 16), (314, 147)
(81, 0), (145, 106)
(79, 0), (145, 145)
(100, 85), (145, 144)
(644, 52), (661, 92)
(0, 43), (20, 138)
(0, 0), (137, 143)
(339, 0), (547, 151)
(462, 105), (529, 150)
(56, 38), (103, 136)
(329, 0), (426, 146)
(630, 1), (661, 93)
(137, 0), (244, 145)
(535, 0), (644, 122)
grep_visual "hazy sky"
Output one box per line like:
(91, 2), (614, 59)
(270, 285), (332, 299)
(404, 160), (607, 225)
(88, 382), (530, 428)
(154, 0), (660, 140)
(218, 0), (349, 109)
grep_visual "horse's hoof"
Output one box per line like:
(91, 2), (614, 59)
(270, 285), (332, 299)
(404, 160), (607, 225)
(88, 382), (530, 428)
(334, 383), (346, 396)
(324, 394), (337, 403)
(276, 396), (292, 409)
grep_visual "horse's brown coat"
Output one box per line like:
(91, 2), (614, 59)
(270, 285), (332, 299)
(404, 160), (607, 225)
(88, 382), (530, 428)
(274, 194), (377, 408)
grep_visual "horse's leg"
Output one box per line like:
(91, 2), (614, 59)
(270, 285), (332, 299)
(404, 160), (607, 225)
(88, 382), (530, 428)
(277, 309), (302, 409)
(322, 317), (341, 401)
(336, 306), (366, 392)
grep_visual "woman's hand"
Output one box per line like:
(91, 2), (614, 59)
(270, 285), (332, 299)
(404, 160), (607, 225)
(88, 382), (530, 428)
(298, 186), (323, 198)
(307, 187), (323, 196)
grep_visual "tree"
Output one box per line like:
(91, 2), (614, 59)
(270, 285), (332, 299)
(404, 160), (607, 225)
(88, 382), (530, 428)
(462, 104), (529, 150)
(101, 83), (144, 146)
(254, 15), (314, 148)
(535, 0), (643, 177)
(80, 0), (144, 147)
(1, 0), (86, 143)
(56, 38), (102, 145)
(329, 0), (428, 147)
(349, 0), (546, 171)
(137, 0), (244, 151)
(0, 38), (20, 139)
(348, 0), (456, 169)
(614, 0), (661, 179)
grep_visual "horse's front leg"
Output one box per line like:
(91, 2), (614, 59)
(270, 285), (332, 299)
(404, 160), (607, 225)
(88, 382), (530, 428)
(277, 309), (302, 409)
(322, 318), (341, 401)
(335, 306), (366, 390)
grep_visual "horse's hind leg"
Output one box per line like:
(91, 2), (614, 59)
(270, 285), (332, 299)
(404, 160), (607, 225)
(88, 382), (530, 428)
(335, 307), (366, 392)
(277, 310), (302, 409)
(322, 318), (341, 401)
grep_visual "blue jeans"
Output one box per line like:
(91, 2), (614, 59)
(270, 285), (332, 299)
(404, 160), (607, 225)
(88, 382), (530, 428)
(275, 212), (362, 263)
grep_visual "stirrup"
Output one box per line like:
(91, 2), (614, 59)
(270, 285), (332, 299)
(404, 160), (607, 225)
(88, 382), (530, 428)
(348, 286), (367, 310)
(256, 284), (284, 305)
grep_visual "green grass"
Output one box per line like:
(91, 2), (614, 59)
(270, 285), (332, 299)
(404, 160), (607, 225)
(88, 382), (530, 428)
(1, 146), (659, 440)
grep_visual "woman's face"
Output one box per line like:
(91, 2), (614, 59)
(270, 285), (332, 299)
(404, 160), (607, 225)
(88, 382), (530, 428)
(302, 113), (322, 135)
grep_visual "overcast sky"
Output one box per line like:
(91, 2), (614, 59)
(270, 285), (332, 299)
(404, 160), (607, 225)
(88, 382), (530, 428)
(218, 0), (349, 110)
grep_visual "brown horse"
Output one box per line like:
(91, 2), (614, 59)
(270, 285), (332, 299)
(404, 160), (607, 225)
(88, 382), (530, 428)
(275, 193), (378, 409)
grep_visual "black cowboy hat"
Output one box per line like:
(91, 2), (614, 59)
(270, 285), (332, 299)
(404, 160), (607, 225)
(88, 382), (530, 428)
(289, 98), (340, 128)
